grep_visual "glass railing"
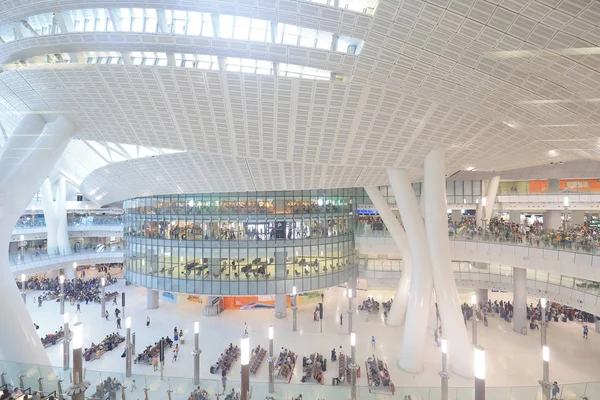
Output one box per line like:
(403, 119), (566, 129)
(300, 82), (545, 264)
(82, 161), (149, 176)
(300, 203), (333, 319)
(356, 221), (600, 256)
(9, 247), (124, 268)
(1, 358), (598, 399)
(14, 216), (123, 230)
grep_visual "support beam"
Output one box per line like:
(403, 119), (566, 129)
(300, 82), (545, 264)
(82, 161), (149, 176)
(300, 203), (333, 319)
(40, 179), (59, 255)
(55, 177), (71, 255)
(387, 168), (433, 373)
(167, 53), (176, 67)
(0, 115), (76, 365)
(157, 9), (168, 33)
(122, 52), (133, 65)
(423, 149), (473, 378)
(331, 34), (339, 51)
(211, 14), (220, 37)
(12, 22), (25, 40)
(483, 176), (500, 222)
(108, 9), (122, 31)
(364, 186), (411, 327)
(54, 12), (74, 33)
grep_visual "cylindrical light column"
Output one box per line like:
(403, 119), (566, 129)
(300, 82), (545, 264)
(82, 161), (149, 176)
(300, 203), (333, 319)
(471, 294), (478, 345)
(100, 277), (106, 319)
(440, 339), (449, 400)
(20, 274), (27, 303)
(481, 197), (487, 236)
(563, 197), (569, 231)
(347, 288), (353, 335)
(268, 326), (274, 393)
(542, 345), (550, 400)
(474, 346), (485, 400)
(20, 235), (25, 260)
(540, 298), (547, 347)
(71, 322), (85, 400)
(63, 312), (70, 370)
(125, 317), (132, 377)
(291, 286), (297, 332)
(240, 334), (250, 400)
(193, 321), (201, 386)
(59, 275), (65, 315)
(350, 332), (357, 400)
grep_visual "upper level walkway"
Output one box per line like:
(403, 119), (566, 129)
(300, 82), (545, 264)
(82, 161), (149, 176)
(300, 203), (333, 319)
(356, 227), (600, 284)
(9, 247), (124, 275)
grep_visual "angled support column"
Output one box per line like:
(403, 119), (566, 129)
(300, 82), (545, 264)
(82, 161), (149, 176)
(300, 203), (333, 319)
(0, 115), (77, 365)
(40, 178), (59, 255)
(423, 149), (473, 378)
(387, 168), (433, 373)
(484, 176), (500, 221)
(364, 186), (411, 327)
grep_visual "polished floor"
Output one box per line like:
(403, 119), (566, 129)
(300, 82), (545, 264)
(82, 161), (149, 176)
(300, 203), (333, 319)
(24, 278), (599, 395)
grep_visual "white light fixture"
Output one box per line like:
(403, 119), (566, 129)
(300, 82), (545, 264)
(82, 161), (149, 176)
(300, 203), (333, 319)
(188, 200), (194, 207)
(447, 208), (452, 214)
(474, 346), (486, 380)
(64, 312), (70, 324)
(542, 345), (550, 362)
(125, 317), (131, 329)
(101, 277), (105, 286)
(240, 335), (250, 366)
(292, 286), (297, 296)
(481, 197), (487, 207)
(471, 294), (477, 305)
(463, 198), (466, 204)
(563, 196), (569, 207)
(350, 332), (356, 347)
(21, 273), (26, 283)
(540, 297), (547, 308)
(348, 288), (353, 298)
(476, 198), (479, 204)
(441, 339), (448, 354)
(20, 234), (24, 241)
(72, 322), (83, 349)
(59, 275), (65, 284)
(268, 326), (274, 340)
(194, 321), (199, 334)
(73, 262), (77, 269)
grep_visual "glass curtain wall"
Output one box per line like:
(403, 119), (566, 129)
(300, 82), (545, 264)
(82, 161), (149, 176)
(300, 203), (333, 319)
(123, 189), (358, 293)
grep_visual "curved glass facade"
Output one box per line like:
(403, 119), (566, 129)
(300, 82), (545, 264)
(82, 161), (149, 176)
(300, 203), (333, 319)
(123, 190), (358, 294)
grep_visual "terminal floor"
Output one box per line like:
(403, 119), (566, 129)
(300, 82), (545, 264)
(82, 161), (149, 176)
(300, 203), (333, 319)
(26, 281), (599, 390)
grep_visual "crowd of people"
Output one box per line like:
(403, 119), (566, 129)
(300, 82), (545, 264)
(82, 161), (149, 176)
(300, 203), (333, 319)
(84, 333), (125, 361)
(210, 343), (240, 376)
(18, 274), (117, 305)
(41, 327), (64, 347)
(90, 376), (122, 400)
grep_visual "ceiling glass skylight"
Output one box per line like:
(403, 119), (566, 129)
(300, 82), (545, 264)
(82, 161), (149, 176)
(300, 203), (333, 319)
(0, 8), (363, 55)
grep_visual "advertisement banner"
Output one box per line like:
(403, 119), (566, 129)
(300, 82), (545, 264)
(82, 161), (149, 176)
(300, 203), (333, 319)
(223, 291), (324, 310)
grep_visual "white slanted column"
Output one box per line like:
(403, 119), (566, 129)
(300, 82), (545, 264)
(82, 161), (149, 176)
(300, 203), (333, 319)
(423, 149), (473, 378)
(484, 176), (500, 221)
(40, 178), (59, 255)
(513, 267), (527, 335)
(0, 115), (76, 365)
(508, 210), (521, 224)
(55, 177), (71, 255)
(387, 168), (433, 373)
(364, 186), (412, 327)
(543, 211), (561, 231)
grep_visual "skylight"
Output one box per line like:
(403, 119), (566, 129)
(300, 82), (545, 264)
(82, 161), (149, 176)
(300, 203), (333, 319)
(0, 8), (363, 55)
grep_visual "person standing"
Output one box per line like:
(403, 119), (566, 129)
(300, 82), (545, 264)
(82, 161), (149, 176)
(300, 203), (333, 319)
(105, 311), (109, 321)
(146, 316), (150, 327)
(340, 313), (343, 326)
(583, 325), (589, 339)
(221, 375), (227, 392)
(152, 355), (159, 371)
(551, 381), (560, 399)
(172, 344), (179, 362)
(76, 303), (81, 313)
(117, 317), (121, 329)
(371, 336), (376, 349)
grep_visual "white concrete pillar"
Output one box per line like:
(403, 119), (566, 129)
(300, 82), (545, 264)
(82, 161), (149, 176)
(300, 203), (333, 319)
(40, 178), (59, 255)
(147, 289), (159, 309)
(274, 293), (287, 319)
(508, 210), (521, 224)
(56, 177), (71, 255)
(484, 176), (500, 222)
(428, 291), (438, 329)
(108, 9), (122, 31)
(64, 265), (77, 280)
(0, 115), (76, 365)
(364, 186), (412, 327)
(476, 289), (488, 305)
(54, 12), (73, 33)
(387, 168), (433, 374)
(543, 210), (561, 231)
(451, 209), (462, 224)
(12, 22), (24, 39)
(571, 210), (585, 226)
(513, 267), (527, 335)
(157, 9), (168, 33)
(423, 149), (473, 378)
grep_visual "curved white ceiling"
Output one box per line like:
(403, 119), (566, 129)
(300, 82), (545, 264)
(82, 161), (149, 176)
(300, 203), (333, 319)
(1, 0), (600, 200)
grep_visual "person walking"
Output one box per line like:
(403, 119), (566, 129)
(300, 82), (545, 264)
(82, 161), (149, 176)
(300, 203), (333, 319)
(112, 297), (118, 306)
(76, 303), (81, 313)
(152, 355), (159, 371)
(221, 375), (227, 393)
(340, 313), (343, 326)
(105, 311), (109, 321)
(115, 308), (120, 318)
(244, 322), (248, 335)
(172, 344), (179, 362)
(583, 325), (589, 339)
(371, 336), (376, 349)
(551, 381), (560, 399)
(146, 316), (150, 327)
(117, 317), (121, 329)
